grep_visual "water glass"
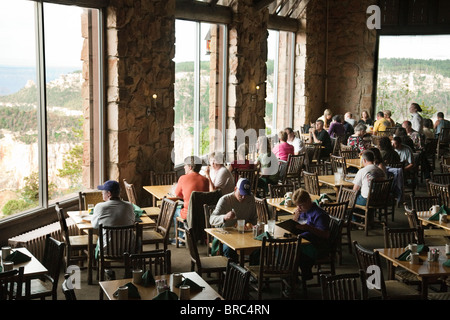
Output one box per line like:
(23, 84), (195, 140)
(267, 219), (275, 236)
(237, 219), (245, 234)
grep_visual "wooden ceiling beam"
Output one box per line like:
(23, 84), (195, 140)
(175, 0), (232, 24)
(253, 0), (278, 11)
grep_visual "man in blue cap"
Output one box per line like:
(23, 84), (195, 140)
(91, 180), (135, 254)
(209, 177), (258, 260)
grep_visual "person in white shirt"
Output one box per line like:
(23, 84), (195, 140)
(392, 136), (414, 172)
(285, 127), (305, 155)
(344, 112), (357, 127)
(352, 150), (387, 206)
(409, 102), (423, 134)
(205, 151), (235, 195)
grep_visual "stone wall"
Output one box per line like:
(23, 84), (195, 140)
(107, 0), (175, 200)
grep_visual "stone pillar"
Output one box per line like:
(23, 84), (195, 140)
(227, 0), (268, 155)
(107, 0), (175, 199)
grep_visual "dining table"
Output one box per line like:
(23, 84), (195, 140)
(1, 247), (48, 297)
(375, 246), (450, 299)
(205, 225), (306, 266)
(267, 194), (321, 215)
(318, 174), (354, 193)
(67, 210), (155, 285)
(345, 158), (363, 170)
(416, 210), (450, 234)
(99, 271), (223, 300)
(143, 184), (180, 201)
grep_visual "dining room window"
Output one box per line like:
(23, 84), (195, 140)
(173, 19), (227, 166)
(266, 29), (295, 136)
(0, 0), (104, 220)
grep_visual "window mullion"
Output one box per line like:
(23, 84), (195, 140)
(35, 1), (49, 208)
(194, 22), (201, 157)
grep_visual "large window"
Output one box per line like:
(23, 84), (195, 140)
(265, 29), (295, 135)
(0, 1), (103, 219)
(376, 35), (450, 122)
(173, 20), (227, 165)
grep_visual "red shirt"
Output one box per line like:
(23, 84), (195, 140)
(174, 172), (209, 219)
(272, 142), (294, 161)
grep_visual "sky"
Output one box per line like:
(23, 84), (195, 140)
(379, 35), (450, 60)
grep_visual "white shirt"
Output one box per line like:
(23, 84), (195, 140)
(411, 113), (423, 134)
(287, 136), (305, 154)
(210, 166), (235, 195)
(353, 164), (386, 199)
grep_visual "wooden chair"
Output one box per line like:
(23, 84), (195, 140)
(27, 235), (65, 300)
(0, 266), (24, 300)
(55, 202), (96, 270)
(277, 160), (288, 184)
(221, 260), (251, 300)
(61, 273), (77, 301)
(185, 226), (228, 287)
(352, 240), (421, 300)
(410, 194), (441, 212)
(78, 191), (103, 210)
(268, 183), (297, 221)
(98, 224), (141, 282)
(302, 171), (321, 196)
(383, 226), (422, 288)
(305, 162), (329, 175)
(123, 179), (160, 219)
(329, 154), (348, 175)
(352, 178), (393, 236)
(409, 195), (447, 240)
(247, 235), (302, 300)
(438, 127), (450, 157)
(124, 249), (171, 278)
(320, 270), (368, 300)
(305, 143), (322, 164)
(336, 186), (358, 255)
(339, 149), (359, 159)
(254, 197), (270, 224)
(441, 162), (450, 173)
(320, 201), (349, 265)
(283, 153), (306, 186)
(148, 171), (178, 206)
(420, 138), (438, 181)
(426, 179), (450, 207)
(203, 204), (217, 256)
(430, 172), (450, 185)
(404, 204), (448, 246)
(142, 198), (177, 251)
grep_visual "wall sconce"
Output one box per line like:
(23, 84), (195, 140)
(146, 93), (158, 117)
(251, 84), (261, 102)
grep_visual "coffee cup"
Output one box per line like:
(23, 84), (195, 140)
(440, 214), (448, 223)
(285, 199), (293, 206)
(132, 269), (143, 285)
(172, 273), (183, 287)
(407, 253), (419, 265)
(179, 285), (190, 300)
(446, 244), (450, 255)
(117, 285), (128, 300)
(1, 246), (12, 259)
(430, 205), (440, 214)
(2, 261), (13, 271)
(408, 243), (418, 254)
(284, 192), (293, 199)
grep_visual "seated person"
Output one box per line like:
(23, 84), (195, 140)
(256, 135), (279, 194)
(272, 130), (294, 161)
(358, 110), (373, 126)
(285, 127), (305, 155)
(318, 108), (333, 129)
(434, 112), (450, 138)
(352, 150), (387, 206)
(347, 123), (367, 153)
(384, 110), (396, 127)
(378, 136), (400, 164)
(392, 136), (414, 172)
(394, 127), (415, 152)
(373, 111), (390, 135)
(205, 151), (235, 195)
(402, 120), (422, 150)
(291, 188), (330, 280)
(423, 118), (435, 140)
(327, 114), (345, 138)
(209, 178), (258, 261)
(309, 119), (332, 159)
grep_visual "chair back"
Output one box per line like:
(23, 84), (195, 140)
(327, 215), (344, 253)
(0, 267), (24, 300)
(302, 171), (320, 196)
(366, 178), (393, 208)
(339, 149), (359, 159)
(268, 184), (296, 199)
(337, 186), (357, 211)
(431, 172), (450, 185)
(233, 168), (259, 194)
(305, 162), (328, 175)
(383, 226), (419, 248)
(305, 143), (322, 164)
(321, 201), (349, 221)
(352, 241), (387, 299)
(185, 226), (202, 269)
(149, 171), (178, 185)
(55, 203), (70, 246)
(42, 235), (66, 298)
(332, 136), (345, 156)
(441, 162), (450, 173)
(78, 191), (103, 210)
(258, 236), (302, 278)
(98, 224), (141, 260)
(426, 179), (450, 207)
(284, 153), (305, 185)
(320, 270), (368, 300)
(254, 197), (270, 223)
(221, 260), (251, 300)
(410, 195), (441, 212)
(123, 179), (138, 205)
(203, 204), (216, 256)
(330, 155), (347, 174)
(124, 250), (171, 278)
(156, 198), (178, 236)
(61, 273), (77, 301)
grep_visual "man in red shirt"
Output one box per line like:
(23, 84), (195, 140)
(173, 155), (209, 242)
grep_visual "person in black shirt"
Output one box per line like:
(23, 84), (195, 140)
(309, 119), (332, 159)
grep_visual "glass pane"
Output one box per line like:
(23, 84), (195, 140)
(266, 30), (276, 136)
(174, 20), (196, 165)
(0, 0), (40, 218)
(44, 3), (85, 204)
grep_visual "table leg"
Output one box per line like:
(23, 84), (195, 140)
(239, 250), (245, 267)
(88, 229), (93, 285)
(421, 278), (429, 300)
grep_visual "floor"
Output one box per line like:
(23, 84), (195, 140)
(56, 178), (449, 303)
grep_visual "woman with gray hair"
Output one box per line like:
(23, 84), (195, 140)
(347, 123), (367, 153)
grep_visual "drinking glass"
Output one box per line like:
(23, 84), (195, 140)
(237, 219), (245, 234)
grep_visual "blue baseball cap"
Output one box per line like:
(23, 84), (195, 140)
(97, 180), (120, 193)
(236, 177), (252, 196)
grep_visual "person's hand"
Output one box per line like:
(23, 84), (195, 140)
(293, 209), (300, 221)
(224, 210), (236, 221)
(245, 222), (253, 231)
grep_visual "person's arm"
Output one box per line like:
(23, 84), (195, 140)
(434, 119), (440, 129)
(209, 197), (232, 227)
(204, 166), (216, 192)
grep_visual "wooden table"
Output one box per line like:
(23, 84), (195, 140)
(99, 271), (222, 300)
(143, 185), (180, 201)
(376, 246), (450, 299)
(416, 210), (450, 234)
(67, 210), (155, 285)
(345, 158), (362, 170)
(267, 195), (321, 215)
(318, 175), (354, 193)
(1, 247), (48, 297)
(205, 226), (305, 266)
